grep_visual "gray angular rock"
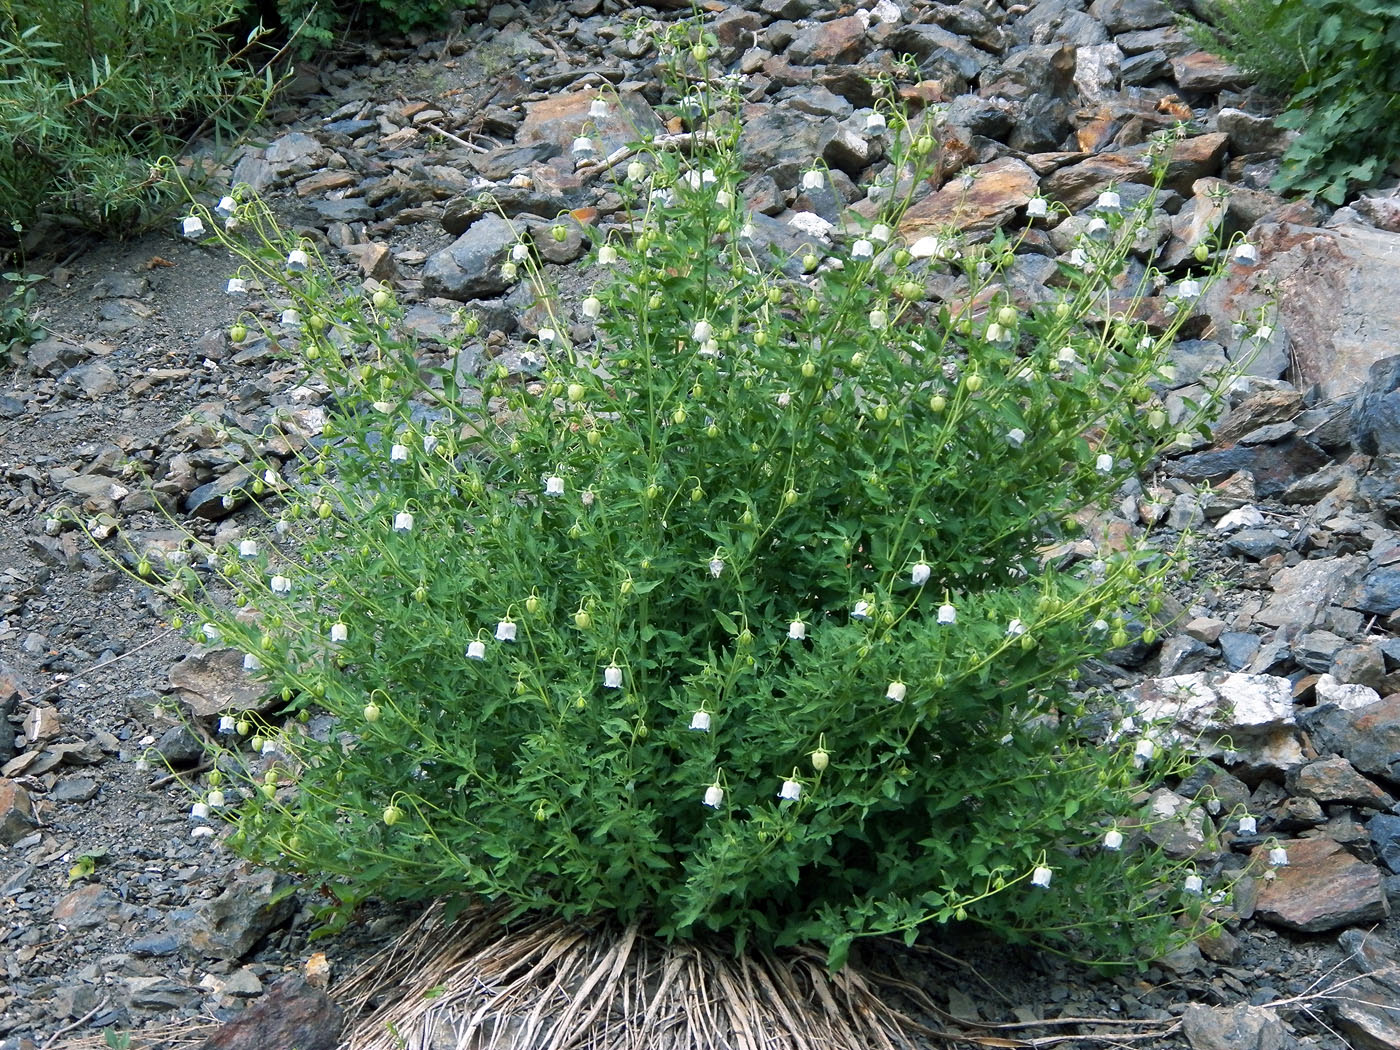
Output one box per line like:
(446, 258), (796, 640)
(886, 24), (991, 81)
(1333, 929), (1400, 1050)
(1287, 757), (1396, 809)
(422, 214), (519, 302)
(1368, 814), (1400, 875)
(1351, 356), (1400, 456)
(185, 865), (298, 961)
(185, 467), (254, 520)
(1181, 1004), (1284, 1050)
(1257, 555), (1367, 628)
(1302, 694), (1400, 782)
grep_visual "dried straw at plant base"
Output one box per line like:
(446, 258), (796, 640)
(334, 901), (934, 1050)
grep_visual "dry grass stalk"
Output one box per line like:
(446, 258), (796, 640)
(335, 901), (934, 1050)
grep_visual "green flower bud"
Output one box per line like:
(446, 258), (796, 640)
(383, 805), (402, 826)
(363, 703), (381, 722)
(552, 224), (568, 243)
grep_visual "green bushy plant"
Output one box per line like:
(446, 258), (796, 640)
(0, 0), (276, 234)
(1, 242), (44, 361)
(1188, 0), (1400, 203)
(158, 87), (1250, 968)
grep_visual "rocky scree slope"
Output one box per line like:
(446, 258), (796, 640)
(5, 0), (1400, 1046)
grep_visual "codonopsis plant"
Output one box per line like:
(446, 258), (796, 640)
(161, 88), (1246, 968)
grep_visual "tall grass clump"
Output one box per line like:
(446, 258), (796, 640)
(157, 74), (1251, 970)
(0, 0), (276, 236)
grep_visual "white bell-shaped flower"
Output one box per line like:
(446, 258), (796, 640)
(865, 112), (887, 133)
(270, 575), (291, 594)
(690, 710), (711, 731)
(626, 160), (647, 182)
(1085, 217), (1110, 241)
(390, 443), (409, 462)
(191, 802), (210, 820)
(215, 196), (236, 218)
(226, 278), (247, 295)
(1133, 738), (1155, 766)
(1233, 242), (1258, 265)
(886, 681), (907, 701)
(1269, 846), (1289, 866)
(852, 239), (874, 260)
(703, 784), (724, 808)
(1068, 248), (1088, 267)
(208, 790), (226, 808)
(286, 249), (310, 271)
(589, 97), (609, 119)
(911, 562), (931, 586)
(280, 309), (300, 327)
(603, 664), (623, 688)
(1177, 279), (1202, 299)
(582, 295), (602, 319)
(1026, 197), (1048, 218)
(494, 620), (517, 642)
(572, 136), (595, 156)
(1238, 815), (1258, 835)
(1030, 866), (1052, 889)
(239, 540), (258, 558)
(393, 510), (413, 532)
(1183, 873), (1203, 894)
(1103, 828), (1124, 850)
(1005, 428), (1026, 448)
(202, 623), (221, 642)
(778, 779), (802, 800)
(870, 223), (891, 242)
(1057, 345), (1077, 366)
(708, 557), (724, 578)
(330, 622), (348, 644)
(243, 653), (261, 672)
(218, 715), (236, 734)
(1006, 619), (1026, 637)
(869, 307), (887, 328)
(853, 600), (872, 621)
(800, 169), (824, 191)
(938, 603), (956, 625)
(181, 215), (205, 238)
(467, 640), (486, 660)
(1095, 453), (1114, 473)
(1096, 189), (1120, 210)
(545, 476), (564, 496)
(788, 620), (806, 640)
(692, 319), (713, 342)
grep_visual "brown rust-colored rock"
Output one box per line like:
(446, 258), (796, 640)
(898, 157), (1038, 240)
(1253, 836), (1390, 933)
(0, 777), (37, 844)
(197, 976), (343, 1050)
